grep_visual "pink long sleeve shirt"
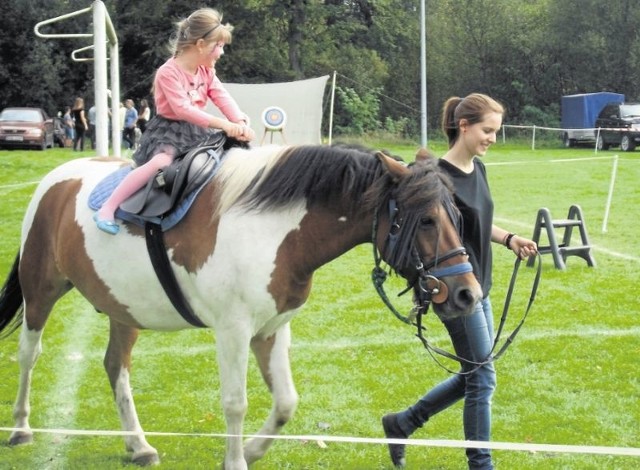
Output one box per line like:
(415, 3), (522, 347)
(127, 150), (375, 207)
(153, 57), (247, 128)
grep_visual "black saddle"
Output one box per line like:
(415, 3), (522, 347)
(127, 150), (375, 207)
(120, 132), (229, 218)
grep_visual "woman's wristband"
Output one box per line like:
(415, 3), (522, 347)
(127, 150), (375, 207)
(504, 233), (517, 249)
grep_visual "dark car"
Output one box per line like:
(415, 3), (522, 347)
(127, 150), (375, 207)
(0, 107), (55, 150)
(594, 102), (640, 151)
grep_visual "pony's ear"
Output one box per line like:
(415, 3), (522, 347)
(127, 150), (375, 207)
(376, 151), (409, 182)
(415, 147), (434, 162)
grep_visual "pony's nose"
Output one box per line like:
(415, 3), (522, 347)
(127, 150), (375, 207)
(452, 285), (482, 314)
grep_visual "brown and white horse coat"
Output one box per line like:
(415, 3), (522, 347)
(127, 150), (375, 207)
(1, 144), (481, 469)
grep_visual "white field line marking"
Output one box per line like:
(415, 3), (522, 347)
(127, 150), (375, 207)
(39, 303), (103, 464)
(291, 326), (640, 351)
(484, 155), (620, 166)
(85, 326), (637, 357)
(494, 216), (640, 263)
(0, 181), (39, 191)
(591, 245), (640, 262)
(0, 427), (638, 457)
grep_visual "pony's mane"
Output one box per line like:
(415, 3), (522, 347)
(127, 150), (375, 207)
(237, 144), (384, 213)
(218, 144), (450, 218)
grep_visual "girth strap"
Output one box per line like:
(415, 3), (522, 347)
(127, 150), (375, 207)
(144, 222), (206, 328)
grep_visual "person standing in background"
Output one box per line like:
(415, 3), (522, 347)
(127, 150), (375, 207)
(87, 104), (97, 149)
(62, 106), (74, 147)
(137, 98), (151, 133)
(71, 97), (88, 151)
(122, 99), (138, 150)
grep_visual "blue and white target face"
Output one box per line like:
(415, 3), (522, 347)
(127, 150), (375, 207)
(262, 106), (287, 130)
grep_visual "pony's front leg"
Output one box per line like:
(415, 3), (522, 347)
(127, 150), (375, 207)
(9, 325), (43, 446)
(216, 324), (252, 470)
(244, 324), (298, 465)
(104, 319), (159, 466)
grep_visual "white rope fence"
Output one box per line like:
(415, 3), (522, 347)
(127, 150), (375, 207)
(1, 427), (639, 457)
(501, 124), (621, 152)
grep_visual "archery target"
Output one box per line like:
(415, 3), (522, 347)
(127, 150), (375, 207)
(261, 106), (287, 131)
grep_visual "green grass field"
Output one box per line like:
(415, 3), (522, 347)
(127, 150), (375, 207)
(0, 141), (638, 469)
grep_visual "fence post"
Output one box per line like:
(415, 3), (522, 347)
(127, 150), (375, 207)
(531, 125), (536, 150)
(602, 154), (619, 233)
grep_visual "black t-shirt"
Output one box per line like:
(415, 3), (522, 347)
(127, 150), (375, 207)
(71, 109), (85, 131)
(438, 158), (494, 297)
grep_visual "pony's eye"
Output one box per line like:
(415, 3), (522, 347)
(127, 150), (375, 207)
(420, 216), (436, 228)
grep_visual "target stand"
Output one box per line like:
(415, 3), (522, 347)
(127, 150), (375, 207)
(260, 106), (287, 145)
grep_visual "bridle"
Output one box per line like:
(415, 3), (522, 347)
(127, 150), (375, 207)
(371, 197), (542, 375)
(371, 198), (472, 325)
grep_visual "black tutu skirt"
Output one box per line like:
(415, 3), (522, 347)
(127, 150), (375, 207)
(132, 115), (217, 166)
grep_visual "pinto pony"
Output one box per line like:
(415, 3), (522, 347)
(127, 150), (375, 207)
(0, 144), (481, 469)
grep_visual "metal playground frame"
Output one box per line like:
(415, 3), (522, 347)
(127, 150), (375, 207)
(34, 0), (121, 157)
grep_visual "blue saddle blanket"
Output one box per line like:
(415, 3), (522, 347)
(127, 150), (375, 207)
(89, 165), (217, 231)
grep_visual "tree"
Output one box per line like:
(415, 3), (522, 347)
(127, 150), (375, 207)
(5, 0), (640, 138)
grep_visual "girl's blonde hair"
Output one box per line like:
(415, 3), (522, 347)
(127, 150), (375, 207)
(170, 8), (234, 57)
(441, 93), (504, 148)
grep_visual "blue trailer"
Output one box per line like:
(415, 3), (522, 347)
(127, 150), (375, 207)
(561, 92), (625, 147)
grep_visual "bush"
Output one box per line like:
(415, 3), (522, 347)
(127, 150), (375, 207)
(334, 86), (381, 135)
(518, 103), (560, 128)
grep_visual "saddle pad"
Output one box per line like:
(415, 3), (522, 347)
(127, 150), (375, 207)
(88, 165), (218, 231)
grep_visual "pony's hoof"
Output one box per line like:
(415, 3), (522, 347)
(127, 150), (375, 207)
(131, 451), (160, 466)
(9, 431), (33, 446)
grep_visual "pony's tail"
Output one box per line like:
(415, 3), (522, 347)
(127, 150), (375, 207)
(0, 253), (24, 339)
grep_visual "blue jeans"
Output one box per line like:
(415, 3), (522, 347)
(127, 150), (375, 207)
(396, 297), (496, 470)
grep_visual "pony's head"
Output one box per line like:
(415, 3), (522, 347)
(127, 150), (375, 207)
(367, 148), (482, 320)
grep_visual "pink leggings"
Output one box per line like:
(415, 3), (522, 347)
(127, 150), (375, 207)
(98, 151), (174, 221)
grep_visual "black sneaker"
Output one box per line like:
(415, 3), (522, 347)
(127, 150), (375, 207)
(382, 413), (408, 467)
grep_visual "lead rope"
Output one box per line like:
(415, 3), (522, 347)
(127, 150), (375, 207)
(414, 252), (542, 375)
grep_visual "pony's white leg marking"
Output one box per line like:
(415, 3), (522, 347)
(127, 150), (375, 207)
(244, 324), (298, 464)
(104, 320), (159, 466)
(9, 325), (42, 445)
(113, 367), (158, 462)
(216, 320), (252, 470)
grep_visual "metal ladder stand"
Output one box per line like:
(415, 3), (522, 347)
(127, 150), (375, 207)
(527, 205), (596, 270)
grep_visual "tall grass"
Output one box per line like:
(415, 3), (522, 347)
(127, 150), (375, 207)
(0, 142), (638, 469)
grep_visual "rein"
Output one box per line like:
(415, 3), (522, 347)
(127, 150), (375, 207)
(415, 253), (542, 375)
(371, 199), (542, 374)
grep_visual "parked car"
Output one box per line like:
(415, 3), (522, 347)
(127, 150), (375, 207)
(594, 102), (640, 151)
(0, 107), (55, 150)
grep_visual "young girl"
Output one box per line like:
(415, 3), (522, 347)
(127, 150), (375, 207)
(382, 94), (537, 469)
(95, 8), (254, 234)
